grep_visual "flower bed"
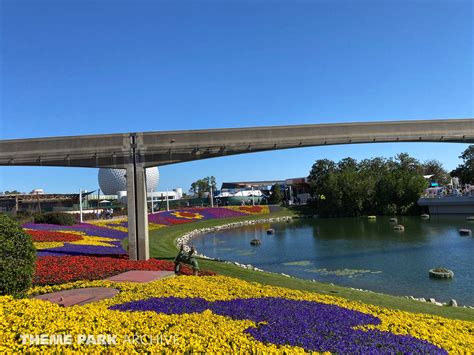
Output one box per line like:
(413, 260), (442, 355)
(19, 206), (269, 286)
(23, 222), (128, 257)
(148, 206), (270, 226)
(1, 276), (472, 353)
(23, 206), (272, 257)
(110, 297), (444, 353)
(27, 230), (83, 243)
(34, 256), (216, 285)
(26, 229), (124, 256)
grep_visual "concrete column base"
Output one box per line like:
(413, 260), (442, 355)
(126, 163), (149, 261)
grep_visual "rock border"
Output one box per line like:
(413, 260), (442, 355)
(175, 216), (473, 308)
(175, 216), (293, 273)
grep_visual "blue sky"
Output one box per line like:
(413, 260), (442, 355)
(0, 0), (472, 193)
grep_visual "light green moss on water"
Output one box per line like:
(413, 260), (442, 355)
(283, 260), (313, 266)
(304, 268), (383, 277)
(141, 208), (474, 321)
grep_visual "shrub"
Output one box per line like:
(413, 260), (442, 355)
(34, 212), (75, 225)
(0, 214), (36, 296)
(268, 184), (283, 204)
(13, 210), (35, 225)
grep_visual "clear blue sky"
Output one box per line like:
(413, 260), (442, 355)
(0, 0), (472, 193)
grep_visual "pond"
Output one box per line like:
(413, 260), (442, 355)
(192, 216), (474, 305)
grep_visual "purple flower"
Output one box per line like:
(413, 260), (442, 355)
(205, 208), (247, 218)
(110, 297), (447, 353)
(148, 207), (249, 225)
(36, 243), (126, 257)
(24, 222), (127, 257)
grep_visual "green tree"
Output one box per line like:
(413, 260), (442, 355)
(268, 184), (283, 204)
(358, 157), (388, 214)
(307, 154), (427, 217)
(450, 145), (474, 184)
(395, 153), (423, 174)
(308, 159), (336, 189)
(307, 159), (337, 215)
(190, 176), (217, 198)
(336, 158), (363, 216)
(423, 159), (450, 185)
(375, 154), (426, 215)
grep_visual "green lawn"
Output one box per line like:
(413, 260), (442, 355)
(137, 208), (473, 321)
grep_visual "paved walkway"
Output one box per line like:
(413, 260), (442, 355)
(33, 270), (175, 307)
(33, 287), (119, 307)
(106, 270), (175, 283)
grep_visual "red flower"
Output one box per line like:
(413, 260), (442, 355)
(164, 217), (192, 225)
(34, 256), (216, 285)
(26, 230), (83, 243)
(172, 211), (204, 219)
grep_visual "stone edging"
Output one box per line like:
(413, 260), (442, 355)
(175, 216), (474, 308)
(175, 216), (293, 273)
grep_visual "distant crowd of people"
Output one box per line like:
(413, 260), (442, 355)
(95, 208), (114, 219)
(447, 185), (474, 197)
(425, 184), (474, 198)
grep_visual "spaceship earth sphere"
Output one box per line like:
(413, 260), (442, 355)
(98, 167), (159, 195)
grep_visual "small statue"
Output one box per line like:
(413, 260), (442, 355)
(174, 244), (200, 276)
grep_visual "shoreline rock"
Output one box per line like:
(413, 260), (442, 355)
(175, 216), (293, 273)
(174, 216), (473, 307)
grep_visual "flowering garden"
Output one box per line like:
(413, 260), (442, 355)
(0, 206), (472, 352)
(23, 205), (272, 258)
(23, 206), (271, 284)
(2, 276), (473, 352)
(34, 256), (216, 285)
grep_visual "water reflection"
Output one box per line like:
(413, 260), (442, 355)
(309, 217), (444, 243)
(194, 216), (474, 305)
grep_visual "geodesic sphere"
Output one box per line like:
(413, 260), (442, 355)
(98, 167), (159, 195)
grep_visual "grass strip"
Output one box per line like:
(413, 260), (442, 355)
(124, 208), (473, 321)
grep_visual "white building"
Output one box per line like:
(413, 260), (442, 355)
(148, 188), (183, 202)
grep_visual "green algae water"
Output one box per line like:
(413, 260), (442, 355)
(193, 216), (474, 305)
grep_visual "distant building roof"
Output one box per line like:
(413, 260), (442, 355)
(221, 178), (308, 190)
(0, 191), (94, 202)
(221, 180), (285, 190)
(285, 177), (309, 185)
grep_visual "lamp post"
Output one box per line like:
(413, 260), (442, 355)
(289, 185), (293, 205)
(210, 184), (214, 208)
(151, 189), (154, 214)
(166, 188), (170, 211)
(79, 189), (87, 223)
(251, 185), (255, 206)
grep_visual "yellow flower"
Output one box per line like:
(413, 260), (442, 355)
(225, 205), (270, 215)
(87, 219), (128, 232)
(171, 211), (205, 220)
(32, 231), (119, 249)
(0, 276), (469, 353)
(149, 223), (166, 231)
(33, 242), (66, 250)
(65, 234), (119, 247)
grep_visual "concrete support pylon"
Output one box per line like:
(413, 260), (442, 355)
(126, 163), (149, 261)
